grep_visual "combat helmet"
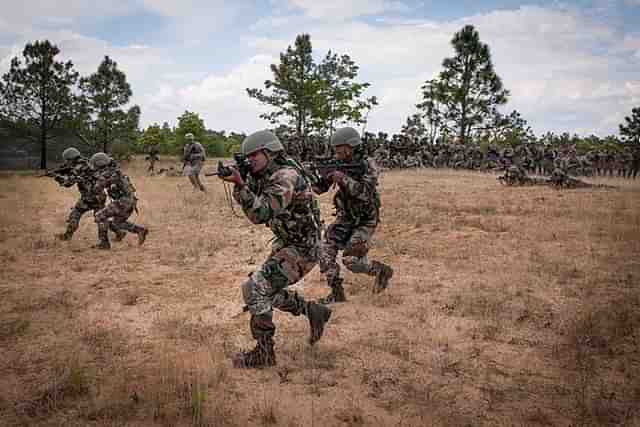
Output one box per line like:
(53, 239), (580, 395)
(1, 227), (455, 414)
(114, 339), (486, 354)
(241, 130), (284, 156)
(89, 152), (111, 169)
(62, 147), (82, 162)
(185, 133), (194, 141)
(330, 127), (361, 148)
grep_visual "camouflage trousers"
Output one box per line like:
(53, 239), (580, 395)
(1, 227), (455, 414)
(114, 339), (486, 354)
(319, 221), (378, 282)
(65, 198), (105, 237)
(94, 197), (144, 241)
(242, 242), (318, 339)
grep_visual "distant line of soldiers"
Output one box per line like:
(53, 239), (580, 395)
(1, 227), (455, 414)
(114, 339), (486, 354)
(372, 137), (640, 178)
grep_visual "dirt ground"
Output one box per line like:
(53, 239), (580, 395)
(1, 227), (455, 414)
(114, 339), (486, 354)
(1, 159), (639, 426)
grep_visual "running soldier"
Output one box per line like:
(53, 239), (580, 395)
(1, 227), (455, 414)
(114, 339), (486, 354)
(90, 153), (148, 249)
(217, 130), (332, 368)
(145, 143), (160, 175)
(182, 133), (206, 191)
(313, 127), (394, 304)
(52, 147), (125, 242)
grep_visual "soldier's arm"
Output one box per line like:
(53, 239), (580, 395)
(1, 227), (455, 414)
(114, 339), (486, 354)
(338, 161), (379, 202)
(233, 170), (295, 225)
(93, 170), (113, 194)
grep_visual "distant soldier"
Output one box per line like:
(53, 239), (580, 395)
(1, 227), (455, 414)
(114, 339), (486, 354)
(52, 147), (124, 242)
(145, 143), (160, 175)
(498, 165), (546, 186)
(313, 127), (394, 304)
(182, 133), (207, 192)
(548, 168), (601, 189)
(90, 153), (148, 250)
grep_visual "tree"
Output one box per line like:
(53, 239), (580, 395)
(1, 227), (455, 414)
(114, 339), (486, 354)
(175, 111), (207, 146)
(247, 34), (317, 144)
(0, 40), (79, 169)
(314, 51), (377, 137)
(417, 78), (446, 144)
(620, 107), (640, 145)
(247, 34), (376, 149)
(77, 55), (135, 153)
(139, 123), (164, 149)
(418, 25), (509, 144)
(399, 113), (427, 144)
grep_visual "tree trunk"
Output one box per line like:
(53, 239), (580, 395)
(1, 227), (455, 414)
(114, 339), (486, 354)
(40, 121), (47, 170)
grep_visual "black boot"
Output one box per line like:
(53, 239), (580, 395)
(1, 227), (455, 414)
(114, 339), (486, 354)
(305, 302), (332, 345)
(232, 337), (276, 368)
(92, 223), (111, 250)
(371, 261), (394, 293)
(110, 223), (126, 242)
(233, 314), (277, 368)
(137, 227), (149, 246)
(318, 277), (346, 304)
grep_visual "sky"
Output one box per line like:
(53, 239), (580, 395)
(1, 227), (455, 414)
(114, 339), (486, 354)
(1, 0), (639, 137)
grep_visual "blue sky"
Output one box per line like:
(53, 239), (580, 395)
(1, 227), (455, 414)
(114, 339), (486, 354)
(1, 0), (639, 136)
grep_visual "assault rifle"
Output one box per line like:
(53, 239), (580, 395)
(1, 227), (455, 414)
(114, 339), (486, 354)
(42, 164), (75, 184)
(205, 152), (252, 180)
(305, 158), (368, 180)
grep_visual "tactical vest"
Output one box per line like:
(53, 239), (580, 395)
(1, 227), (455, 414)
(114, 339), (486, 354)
(249, 161), (320, 247)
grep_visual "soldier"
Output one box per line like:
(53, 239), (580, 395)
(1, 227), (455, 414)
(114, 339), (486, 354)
(145, 143), (160, 175)
(498, 165), (546, 186)
(549, 168), (599, 189)
(182, 133), (207, 192)
(54, 147), (125, 242)
(217, 130), (332, 368)
(90, 153), (148, 250)
(313, 127), (394, 304)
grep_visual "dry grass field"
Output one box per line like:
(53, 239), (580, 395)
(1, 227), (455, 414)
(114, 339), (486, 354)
(1, 158), (639, 426)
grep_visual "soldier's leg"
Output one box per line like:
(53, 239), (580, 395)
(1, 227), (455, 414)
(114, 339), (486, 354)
(319, 223), (351, 303)
(59, 201), (91, 240)
(342, 227), (394, 293)
(111, 200), (148, 245)
(93, 204), (117, 250)
(194, 173), (206, 192)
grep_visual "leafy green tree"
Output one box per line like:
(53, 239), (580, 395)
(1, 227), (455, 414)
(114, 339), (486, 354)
(418, 25), (509, 144)
(399, 113), (427, 144)
(175, 111), (207, 146)
(0, 40), (79, 169)
(417, 78), (446, 144)
(247, 34), (376, 147)
(314, 51), (377, 136)
(138, 123), (164, 150)
(619, 107), (640, 145)
(76, 56), (137, 153)
(247, 34), (317, 143)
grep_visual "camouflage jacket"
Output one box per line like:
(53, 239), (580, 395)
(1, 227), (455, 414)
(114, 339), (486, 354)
(93, 162), (137, 201)
(233, 160), (321, 248)
(60, 158), (107, 206)
(183, 142), (206, 163)
(314, 157), (381, 227)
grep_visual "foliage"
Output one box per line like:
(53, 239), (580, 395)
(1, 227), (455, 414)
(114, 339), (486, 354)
(247, 33), (376, 147)
(417, 25), (509, 144)
(76, 55), (138, 153)
(0, 40), (79, 169)
(619, 107), (640, 145)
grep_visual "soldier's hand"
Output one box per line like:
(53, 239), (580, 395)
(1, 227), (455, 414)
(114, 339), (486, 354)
(327, 170), (345, 184)
(219, 166), (244, 187)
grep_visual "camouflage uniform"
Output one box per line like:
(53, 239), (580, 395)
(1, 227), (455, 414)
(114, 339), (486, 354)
(92, 156), (148, 249)
(145, 144), (159, 175)
(229, 131), (331, 369)
(183, 136), (206, 191)
(54, 155), (124, 242)
(314, 128), (394, 304)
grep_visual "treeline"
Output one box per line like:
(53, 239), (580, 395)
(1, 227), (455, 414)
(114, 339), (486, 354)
(1, 27), (639, 169)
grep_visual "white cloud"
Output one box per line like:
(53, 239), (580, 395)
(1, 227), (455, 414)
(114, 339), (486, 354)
(245, 5), (639, 136)
(284, 0), (410, 20)
(141, 55), (276, 132)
